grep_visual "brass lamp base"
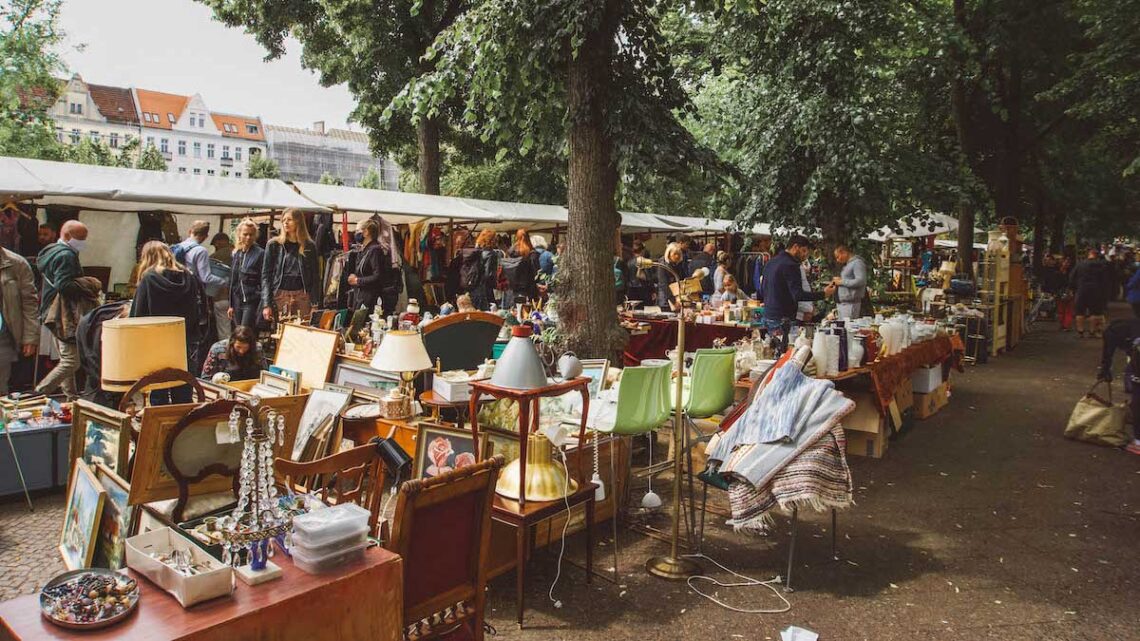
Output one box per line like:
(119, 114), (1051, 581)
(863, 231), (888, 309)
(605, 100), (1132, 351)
(645, 555), (701, 580)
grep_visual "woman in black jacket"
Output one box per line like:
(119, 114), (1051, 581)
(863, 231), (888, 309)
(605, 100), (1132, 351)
(131, 241), (207, 371)
(347, 218), (397, 314)
(656, 242), (687, 310)
(261, 208), (319, 323)
(227, 219), (264, 330)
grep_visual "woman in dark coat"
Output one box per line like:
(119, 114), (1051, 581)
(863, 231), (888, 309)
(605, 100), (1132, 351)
(227, 218), (265, 330)
(347, 218), (398, 314)
(261, 208), (319, 322)
(131, 240), (207, 372)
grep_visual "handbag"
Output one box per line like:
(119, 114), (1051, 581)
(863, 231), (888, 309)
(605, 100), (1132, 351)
(1063, 381), (1129, 448)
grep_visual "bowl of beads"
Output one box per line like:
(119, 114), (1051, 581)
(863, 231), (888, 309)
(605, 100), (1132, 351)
(39, 569), (139, 629)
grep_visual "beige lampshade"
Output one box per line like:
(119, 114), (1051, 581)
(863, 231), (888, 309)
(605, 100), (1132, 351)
(101, 316), (188, 392)
(370, 330), (432, 373)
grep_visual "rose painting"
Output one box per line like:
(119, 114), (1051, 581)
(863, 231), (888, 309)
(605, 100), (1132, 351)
(415, 425), (479, 480)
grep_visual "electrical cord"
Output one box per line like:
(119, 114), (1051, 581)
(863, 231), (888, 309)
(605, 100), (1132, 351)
(682, 552), (792, 614)
(548, 448), (573, 609)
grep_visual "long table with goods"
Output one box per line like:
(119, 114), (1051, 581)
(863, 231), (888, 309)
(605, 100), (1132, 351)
(624, 318), (751, 365)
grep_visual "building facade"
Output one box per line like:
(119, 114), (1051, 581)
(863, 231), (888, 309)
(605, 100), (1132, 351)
(133, 89), (266, 178)
(48, 74), (142, 154)
(265, 122), (400, 188)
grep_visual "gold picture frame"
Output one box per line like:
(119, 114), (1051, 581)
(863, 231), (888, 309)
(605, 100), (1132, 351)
(68, 400), (132, 480)
(273, 324), (340, 391)
(60, 459), (106, 570)
(92, 464), (137, 570)
(127, 395), (307, 506)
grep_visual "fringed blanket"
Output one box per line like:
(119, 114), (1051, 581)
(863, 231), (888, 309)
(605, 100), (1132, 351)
(726, 425), (852, 533)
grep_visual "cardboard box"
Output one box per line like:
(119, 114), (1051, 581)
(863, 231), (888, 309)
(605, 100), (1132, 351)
(845, 428), (888, 458)
(912, 365), (942, 394)
(894, 380), (914, 412)
(914, 381), (949, 419)
(841, 390), (885, 434)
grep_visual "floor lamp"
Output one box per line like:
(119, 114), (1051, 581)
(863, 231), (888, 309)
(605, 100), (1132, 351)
(638, 258), (706, 580)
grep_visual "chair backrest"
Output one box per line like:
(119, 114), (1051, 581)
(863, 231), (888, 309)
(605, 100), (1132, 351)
(275, 442), (386, 537)
(389, 456), (504, 627)
(422, 311), (505, 372)
(685, 347), (737, 418)
(611, 362), (671, 435)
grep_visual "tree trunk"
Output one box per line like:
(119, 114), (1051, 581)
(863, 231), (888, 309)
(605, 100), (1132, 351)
(1031, 193), (1046, 273)
(952, 0), (976, 279)
(417, 117), (441, 195)
(1050, 207), (1067, 254)
(558, 0), (625, 361)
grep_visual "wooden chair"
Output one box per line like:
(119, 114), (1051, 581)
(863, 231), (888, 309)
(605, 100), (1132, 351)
(421, 311), (504, 372)
(388, 456), (505, 641)
(276, 442), (386, 537)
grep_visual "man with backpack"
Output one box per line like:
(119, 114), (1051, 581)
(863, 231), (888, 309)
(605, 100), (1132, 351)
(174, 221), (226, 346)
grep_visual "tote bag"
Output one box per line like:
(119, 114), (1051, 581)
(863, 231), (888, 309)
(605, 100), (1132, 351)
(1064, 382), (1129, 447)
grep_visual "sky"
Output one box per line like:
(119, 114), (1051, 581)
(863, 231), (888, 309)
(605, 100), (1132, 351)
(58, 0), (360, 130)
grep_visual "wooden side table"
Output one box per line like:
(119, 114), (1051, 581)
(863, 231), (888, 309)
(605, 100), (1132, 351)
(418, 390), (485, 431)
(468, 377), (594, 627)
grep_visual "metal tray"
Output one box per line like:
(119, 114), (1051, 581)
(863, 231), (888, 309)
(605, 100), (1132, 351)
(39, 568), (140, 630)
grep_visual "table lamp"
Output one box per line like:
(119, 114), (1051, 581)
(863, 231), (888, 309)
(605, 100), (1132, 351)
(370, 330), (432, 419)
(489, 325), (548, 390)
(101, 317), (187, 392)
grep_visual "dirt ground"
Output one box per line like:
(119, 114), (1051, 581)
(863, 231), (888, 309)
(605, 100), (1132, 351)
(1, 305), (1136, 640)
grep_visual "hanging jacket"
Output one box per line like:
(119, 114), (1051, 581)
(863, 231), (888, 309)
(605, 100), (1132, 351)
(261, 239), (320, 304)
(228, 244), (265, 310)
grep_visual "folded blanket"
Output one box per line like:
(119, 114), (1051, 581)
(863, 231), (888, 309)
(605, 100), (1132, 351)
(726, 425), (852, 533)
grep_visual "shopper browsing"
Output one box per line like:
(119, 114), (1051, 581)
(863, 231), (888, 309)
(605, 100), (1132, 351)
(261, 209), (319, 322)
(831, 244), (868, 319)
(35, 220), (88, 400)
(760, 235), (836, 339)
(0, 245), (39, 395)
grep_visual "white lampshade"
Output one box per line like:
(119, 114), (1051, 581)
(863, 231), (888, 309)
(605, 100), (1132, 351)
(370, 330), (432, 373)
(101, 316), (187, 392)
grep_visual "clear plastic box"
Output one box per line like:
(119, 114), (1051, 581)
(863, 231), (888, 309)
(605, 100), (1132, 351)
(290, 539), (369, 574)
(290, 528), (368, 558)
(291, 502), (371, 549)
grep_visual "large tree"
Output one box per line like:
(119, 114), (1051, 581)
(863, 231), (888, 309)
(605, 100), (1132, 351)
(198, 0), (468, 195)
(0, 0), (66, 160)
(390, 0), (716, 357)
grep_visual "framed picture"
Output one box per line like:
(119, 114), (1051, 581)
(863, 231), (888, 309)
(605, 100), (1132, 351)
(482, 429), (520, 465)
(292, 388), (352, 460)
(331, 360), (399, 401)
(68, 400), (132, 479)
(60, 459), (106, 570)
(414, 424), (479, 480)
(580, 359), (610, 399)
(128, 395), (306, 506)
(260, 370), (298, 395)
(274, 324), (340, 390)
(92, 464), (137, 570)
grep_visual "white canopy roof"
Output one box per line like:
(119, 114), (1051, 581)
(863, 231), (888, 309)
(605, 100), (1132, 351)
(1, 156), (328, 215)
(868, 212), (960, 242)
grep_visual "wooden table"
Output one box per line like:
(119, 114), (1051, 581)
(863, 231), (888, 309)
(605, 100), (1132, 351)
(493, 484), (595, 627)
(418, 390), (484, 430)
(0, 547), (403, 641)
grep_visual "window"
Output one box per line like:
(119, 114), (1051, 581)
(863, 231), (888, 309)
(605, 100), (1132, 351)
(193, 168), (201, 175)
(206, 143), (215, 159)
(177, 140), (186, 156)
(222, 145), (230, 159)
(177, 167), (187, 173)
(193, 142), (201, 158)
(109, 132), (119, 148)
(235, 172), (241, 178)
(207, 169), (215, 176)
(160, 138), (169, 153)
(56, 129), (63, 143)
(89, 130), (100, 142)
(143, 112), (152, 123)
(146, 136), (155, 148)
(248, 147), (260, 157)
(70, 129), (80, 143)
(151, 113), (159, 123)
(188, 115), (195, 127)
(246, 124), (259, 135)
(69, 102), (84, 115)
(124, 134), (133, 143)
(221, 170), (230, 177)
(199, 115), (206, 128)
(235, 147), (242, 161)
(167, 112), (175, 123)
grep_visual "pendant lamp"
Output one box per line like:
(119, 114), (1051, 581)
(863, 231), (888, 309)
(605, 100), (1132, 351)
(496, 432), (578, 501)
(489, 325), (548, 390)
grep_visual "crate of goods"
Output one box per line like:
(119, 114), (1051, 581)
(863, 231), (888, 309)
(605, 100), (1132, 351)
(289, 503), (372, 574)
(431, 371), (486, 402)
(914, 382), (949, 419)
(912, 365), (942, 394)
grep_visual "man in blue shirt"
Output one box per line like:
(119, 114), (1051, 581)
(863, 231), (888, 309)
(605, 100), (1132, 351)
(761, 235), (835, 342)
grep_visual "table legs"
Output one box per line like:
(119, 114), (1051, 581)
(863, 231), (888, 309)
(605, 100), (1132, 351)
(585, 496), (594, 584)
(516, 522), (526, 627)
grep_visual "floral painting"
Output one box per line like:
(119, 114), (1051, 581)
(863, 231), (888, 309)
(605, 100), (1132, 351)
(414, 425), (478, 480)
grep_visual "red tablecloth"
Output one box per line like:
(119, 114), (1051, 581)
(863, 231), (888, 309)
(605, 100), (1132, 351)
(624, 319), (751, 365)
(856, 334), (962, 412)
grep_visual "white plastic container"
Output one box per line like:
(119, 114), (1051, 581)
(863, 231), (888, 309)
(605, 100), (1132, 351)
(291, 539), (369, 574)
(290, 527), (369, 558)
(291, 503), (371, 549)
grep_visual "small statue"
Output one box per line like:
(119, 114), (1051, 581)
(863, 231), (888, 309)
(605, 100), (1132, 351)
(400, 298), (422, 326)
(438, 302), (456, 316)
(456, 293), (476, 313)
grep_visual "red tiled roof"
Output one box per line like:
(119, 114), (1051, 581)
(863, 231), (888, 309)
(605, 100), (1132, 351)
(135, 89), (189, 130)
(211, 113), (265, 142)
(87, 84), (139, 125)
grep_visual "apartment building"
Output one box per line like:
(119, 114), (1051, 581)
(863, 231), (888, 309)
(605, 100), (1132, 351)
(134, 89), (266, 178)
(265, 122), (400, 188)
(48, 74), (142, 153)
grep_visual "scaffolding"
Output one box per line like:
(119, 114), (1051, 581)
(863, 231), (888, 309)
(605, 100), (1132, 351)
(265, 124), (400, 189)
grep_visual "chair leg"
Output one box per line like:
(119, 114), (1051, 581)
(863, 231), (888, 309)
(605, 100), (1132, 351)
(698, 480), (709, 553)
(784, 506), (798, 593)
(831, 508), (838, 560)
(611, 437), (620, 578)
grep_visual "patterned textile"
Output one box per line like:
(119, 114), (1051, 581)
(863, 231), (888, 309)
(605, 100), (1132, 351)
(726, 425), (852, 533)
(864, 335), (959, 411)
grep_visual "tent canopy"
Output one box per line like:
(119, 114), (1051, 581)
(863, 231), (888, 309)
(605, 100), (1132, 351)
(2, 156), (328, 215)
(868, 212), (960, 242)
